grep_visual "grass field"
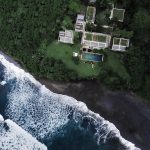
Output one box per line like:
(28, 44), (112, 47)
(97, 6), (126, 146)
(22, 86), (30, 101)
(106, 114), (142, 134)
(105, 51), (130, 81)
(45, 41), (129, 80)
(46, 41), (100, 78)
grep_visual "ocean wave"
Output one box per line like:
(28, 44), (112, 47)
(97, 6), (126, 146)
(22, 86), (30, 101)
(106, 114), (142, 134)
(0, 53), (140, 150)
(0, 114), (47, 150)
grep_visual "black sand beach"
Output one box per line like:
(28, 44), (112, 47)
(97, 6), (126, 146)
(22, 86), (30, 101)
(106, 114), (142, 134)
(1, 51), (150, 149)
(39, 79), (150, 150)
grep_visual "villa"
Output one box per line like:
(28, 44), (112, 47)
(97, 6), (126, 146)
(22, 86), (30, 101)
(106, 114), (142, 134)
(86, 6), (96, 23)
(111, 37), (129, 51)
(81, 32), (111, 49)
(57, 4), (130, 65)
(109, 8), (125, 22)
(58, 30), (74, 44)
(75, 14), (85, 32)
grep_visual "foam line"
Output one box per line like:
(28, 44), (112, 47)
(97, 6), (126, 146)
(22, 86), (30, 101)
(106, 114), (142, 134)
(0, 53), (140, 150)
(0, 114), (47, 150)
(0, 114), (4, 121)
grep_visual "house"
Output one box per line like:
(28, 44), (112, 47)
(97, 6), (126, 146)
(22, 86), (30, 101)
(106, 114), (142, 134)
(111, 37), (129, 51)
(58, 30), (74, 44)
(86, 6), (96, 23)
(75, 14), (85, 32)
(109, 8), (125, 22)
(81, 31), (111, 49)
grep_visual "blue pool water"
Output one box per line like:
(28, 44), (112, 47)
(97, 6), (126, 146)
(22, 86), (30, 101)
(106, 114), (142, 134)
(82, 52), (103, 62)
(0, 53), (139, 150)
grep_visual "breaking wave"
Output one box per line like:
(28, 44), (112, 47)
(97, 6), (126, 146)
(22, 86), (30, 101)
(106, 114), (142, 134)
(0, 114), (47, 150)
(0, 53), (140, 150)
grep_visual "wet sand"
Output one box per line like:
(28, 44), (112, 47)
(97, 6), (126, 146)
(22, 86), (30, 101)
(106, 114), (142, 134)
(1, 51), (149, 149)
(39, 79), (150, 150)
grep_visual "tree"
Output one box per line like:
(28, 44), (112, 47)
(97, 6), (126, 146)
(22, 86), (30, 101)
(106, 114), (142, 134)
(113, 28), (134, 38)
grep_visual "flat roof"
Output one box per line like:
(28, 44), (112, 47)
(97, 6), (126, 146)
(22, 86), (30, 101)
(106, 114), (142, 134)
(77, 14), (85, 21)
(75, 14), (85, 32)
(58, 30), (74, 44)
(65, 30), (73, 38)
(110, 8), (125, 22)
(112, 38), (129, 51)
(86, 6), (96, 23)
(82, 32), (111, 49)
(113, 38), (129, 47)
(84, 32), (110, 43)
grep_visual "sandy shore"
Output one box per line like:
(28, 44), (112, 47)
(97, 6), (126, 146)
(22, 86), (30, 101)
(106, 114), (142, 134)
(39, 79), (150, 150)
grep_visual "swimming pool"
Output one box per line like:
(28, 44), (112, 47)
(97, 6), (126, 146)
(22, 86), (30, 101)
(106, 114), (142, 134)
(81, 52), (103, 62)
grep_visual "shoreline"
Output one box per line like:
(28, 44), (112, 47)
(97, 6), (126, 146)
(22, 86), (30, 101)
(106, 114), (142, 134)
(39, 78), (150, 150)
(0, 51), (22, 69)
(1, 51), (150, 149)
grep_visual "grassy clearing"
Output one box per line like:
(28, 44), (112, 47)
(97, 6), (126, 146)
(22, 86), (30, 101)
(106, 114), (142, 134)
(46, 41), (100, 78)
(105, 51), (130, 81)
(45, 41), (129, 80)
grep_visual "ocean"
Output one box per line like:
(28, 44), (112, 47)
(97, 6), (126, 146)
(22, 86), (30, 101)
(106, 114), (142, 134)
(0, 52), (140, 150)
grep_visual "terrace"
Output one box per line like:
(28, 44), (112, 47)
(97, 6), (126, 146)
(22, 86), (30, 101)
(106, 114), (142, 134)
(86, 6), (96, 23)
(75, 14), (86, 32)
(58, 30), (74, 44)
(82, 32), (111, 49)
(112, 38), (129, 51)
(109, 8), (125, 22)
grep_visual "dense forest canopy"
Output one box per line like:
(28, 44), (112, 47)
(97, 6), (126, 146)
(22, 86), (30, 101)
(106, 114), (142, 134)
(0, 0), (149, 99)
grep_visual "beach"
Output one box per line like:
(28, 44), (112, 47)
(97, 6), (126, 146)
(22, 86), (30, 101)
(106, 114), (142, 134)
(39, 79), (150, 150)
(1, 51), (150, 149)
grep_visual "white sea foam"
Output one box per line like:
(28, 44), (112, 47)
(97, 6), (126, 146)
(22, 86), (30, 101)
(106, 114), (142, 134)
(0, 81), (6, 86)
(0, 114), (4, 122)
(0, 114), (47, 150)
(0, 53), (140, 150)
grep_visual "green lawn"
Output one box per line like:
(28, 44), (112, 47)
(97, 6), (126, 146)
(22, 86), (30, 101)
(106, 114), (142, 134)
(45, 41), (129, 80)
(46, 41), (100, 78)
(105, 51), (130, 81)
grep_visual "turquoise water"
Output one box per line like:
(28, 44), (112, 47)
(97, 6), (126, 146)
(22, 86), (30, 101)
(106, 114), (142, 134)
(0, 53), (138, 150)
(82, 53), (103, 62)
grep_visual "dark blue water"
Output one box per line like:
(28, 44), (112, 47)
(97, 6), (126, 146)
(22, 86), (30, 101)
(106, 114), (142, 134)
(0, 53), (138, 150)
